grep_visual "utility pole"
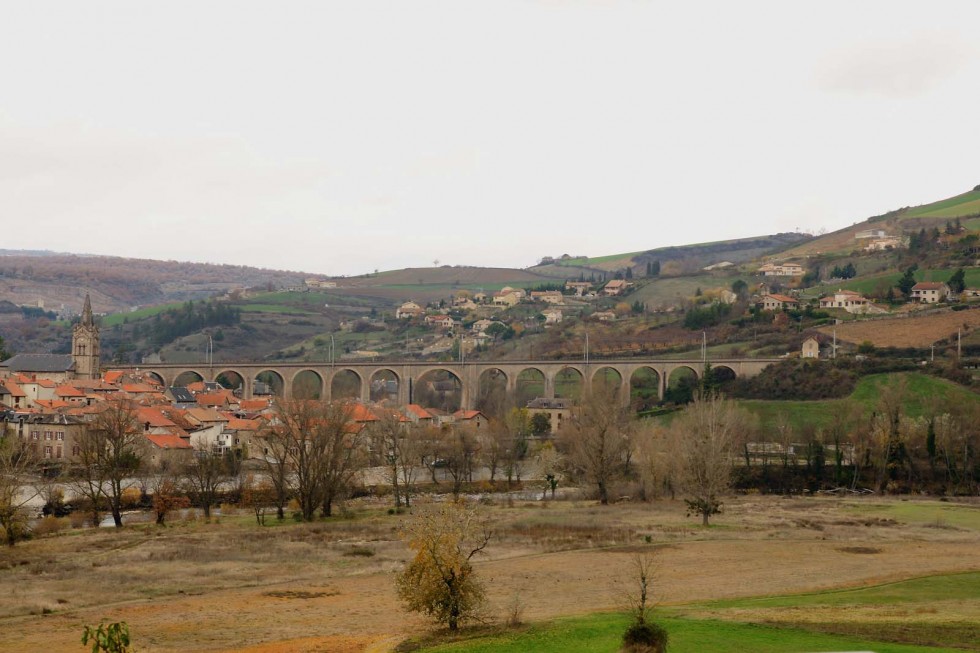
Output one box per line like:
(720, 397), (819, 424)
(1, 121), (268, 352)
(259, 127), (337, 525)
(958, 329), (962, 359)
(833, 327), (837, 359)
(702, 330), (707, 364)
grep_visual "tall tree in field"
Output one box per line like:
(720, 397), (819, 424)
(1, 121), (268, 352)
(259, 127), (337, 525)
(85, 400), (144, 528)
(396, 500), (492, 631)
(258, 416), (293, 520)
(272, 399), (363, 520)
(0, 436), (38, 546)
(373, 409), (423, 508)
(669, 392), (747, 525)
(183, 445), (231, 520)
(562, 387), (634, 505)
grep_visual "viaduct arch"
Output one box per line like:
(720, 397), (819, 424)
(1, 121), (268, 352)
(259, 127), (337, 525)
(119, 357), (778, 409)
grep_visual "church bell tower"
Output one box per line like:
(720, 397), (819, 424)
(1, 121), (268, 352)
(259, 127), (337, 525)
(72, 294), (101, 380)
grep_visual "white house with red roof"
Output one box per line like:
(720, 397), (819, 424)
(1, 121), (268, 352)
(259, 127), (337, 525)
(911, 282), (949, 303)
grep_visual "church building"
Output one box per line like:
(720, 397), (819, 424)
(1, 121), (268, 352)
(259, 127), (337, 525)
(0, 294), (101, 382)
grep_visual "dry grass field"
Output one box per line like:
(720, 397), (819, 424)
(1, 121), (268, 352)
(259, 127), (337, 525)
(1, 495), (979, 652)
(817, 309), (980, 348)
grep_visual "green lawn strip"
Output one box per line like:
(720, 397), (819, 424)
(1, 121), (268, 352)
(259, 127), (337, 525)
(906, 190), (980, 218)
(100, 302), (186, 327)
(420, 612), (963, 652)
(843, 501), (980, 531)
(238, 304), (317, 314)
(693, 572), (980, 611)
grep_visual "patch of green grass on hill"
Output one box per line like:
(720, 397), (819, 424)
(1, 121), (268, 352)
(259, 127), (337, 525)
(100, 302), (185, 327)
(905, 190), (980, 218)
(239, 304), (317, 315)
(629, 275), (735, 306)
(739, 372), (978, 431)
(422, 612), (961, 653)
(829, 267), (980, 296)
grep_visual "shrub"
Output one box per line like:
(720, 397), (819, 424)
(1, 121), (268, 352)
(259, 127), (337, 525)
(622, 621), (669, 652)
(32, 516), (70, 537)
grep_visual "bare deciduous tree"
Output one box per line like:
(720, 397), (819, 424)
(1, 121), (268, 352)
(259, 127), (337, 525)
(562, 389), (634, 505)
(0, 435), (38, 546)
(84, 400), (144, 528)
(669, 392), (747, 525)
(272, 399), (363, 520)
(183, 445), (231, 520)
(373, 409), (423, 508)
(258, 417), (292, 520)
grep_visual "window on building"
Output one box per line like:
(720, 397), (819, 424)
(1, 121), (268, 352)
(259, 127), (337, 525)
(56, 431), (64, 441)
(30, 430), (40, 440)
(44, 446), (52, 459)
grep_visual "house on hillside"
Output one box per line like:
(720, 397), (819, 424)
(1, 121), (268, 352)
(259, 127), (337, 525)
(865, 237), (904, 251)
(603, 279), (629, 296)
(424, 314), (456, 330)
(396, 301), (424, 319)
(855, 229), (887, 240)
(818, 289), (872, 313)
(530, 290), (564, 305)
(757, 263), (804, 277)
(802, 337), (820, 359)
(761, 293), (799, 311)
(542, 308), (563, 324)
(565, 281), (592, 296)
(911, 282), (949, 303)
(492, 290), (522, 307)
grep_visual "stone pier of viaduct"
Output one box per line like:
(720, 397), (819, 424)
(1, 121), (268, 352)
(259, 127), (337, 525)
(117, 358), (780, 409)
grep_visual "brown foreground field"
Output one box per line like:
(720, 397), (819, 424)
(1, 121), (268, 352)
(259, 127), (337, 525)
(1, 495), (979, 652)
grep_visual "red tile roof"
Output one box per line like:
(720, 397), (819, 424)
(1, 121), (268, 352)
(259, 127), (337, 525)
(405, 404), (432, 420)
(55, 385), (85, 397)
(3, 381), (26, 397)
(145, 433), (192, 450)
(136, 407), (177, 428)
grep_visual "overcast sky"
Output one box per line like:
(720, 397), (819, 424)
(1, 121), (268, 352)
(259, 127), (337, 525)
(3, 1), (980, 276)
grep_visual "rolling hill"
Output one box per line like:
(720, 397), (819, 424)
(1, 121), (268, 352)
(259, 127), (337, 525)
(779, 185), (980, 259)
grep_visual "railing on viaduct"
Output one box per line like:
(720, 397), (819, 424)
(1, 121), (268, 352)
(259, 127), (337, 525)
(113, 357), (781, 409)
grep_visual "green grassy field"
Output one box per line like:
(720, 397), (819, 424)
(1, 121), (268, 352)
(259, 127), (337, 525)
(421, 570), (980, 652)
(828, 267), (980, 296)
(100, 302), (186, 327)
(739, 372), (979, 432)
(423, 611), (965, 653)
(905, 190), (980, 219)
(238, 303), (318, 314)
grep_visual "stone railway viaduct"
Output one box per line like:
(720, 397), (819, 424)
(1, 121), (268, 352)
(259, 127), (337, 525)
(119, 358), (780, 409)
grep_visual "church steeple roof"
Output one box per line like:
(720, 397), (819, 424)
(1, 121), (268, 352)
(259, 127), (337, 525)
(81, 294), (93, 327)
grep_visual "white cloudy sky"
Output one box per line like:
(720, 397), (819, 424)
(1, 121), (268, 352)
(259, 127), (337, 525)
(3, 1), (980, 276)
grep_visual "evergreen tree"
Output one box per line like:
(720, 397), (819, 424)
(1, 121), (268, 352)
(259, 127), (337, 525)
(948, 268), (966, 294)
(625, 267), (633, 280)
(897, 264), (919, 298)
